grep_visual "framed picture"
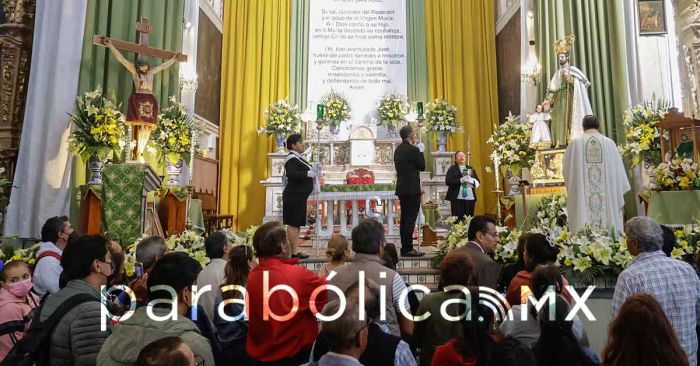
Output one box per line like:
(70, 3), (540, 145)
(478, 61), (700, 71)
(639, 0), (667, 35)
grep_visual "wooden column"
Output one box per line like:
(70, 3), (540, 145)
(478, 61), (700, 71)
(0, 1), (36, 183)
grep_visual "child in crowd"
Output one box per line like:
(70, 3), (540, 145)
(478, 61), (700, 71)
(320, 235), (349, 277)
(0, 260), (40, 359)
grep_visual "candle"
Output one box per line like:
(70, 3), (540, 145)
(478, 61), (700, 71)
(417, 102), (423, 116)
(494, 157), (501, 191)
(317, 104), (325, 120)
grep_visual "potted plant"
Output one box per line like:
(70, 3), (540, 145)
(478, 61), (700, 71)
(321, 90), (351, 137)
(68, 89), (126, 185)
(425, 98), (458, 152)
(487, 113), (536, 176)
(151, 98), (199, 186)
(259, 99), (301, 153)
(377, 93), (408, 138)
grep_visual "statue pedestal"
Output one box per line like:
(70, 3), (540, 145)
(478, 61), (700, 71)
(78, 186), (102, 235)
(159, 189), (187, 237)
(101, 163), (161, 245)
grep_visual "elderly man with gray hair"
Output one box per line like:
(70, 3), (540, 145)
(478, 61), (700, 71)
(613, 216), (700, 365)
(311, 299), (369, 366)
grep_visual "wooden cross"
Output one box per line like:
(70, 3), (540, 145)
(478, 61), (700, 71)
(93, 17), (187, 62)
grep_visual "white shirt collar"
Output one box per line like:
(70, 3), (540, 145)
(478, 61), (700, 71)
(326, 352), (362, 364)
(39, 241), (63, 254)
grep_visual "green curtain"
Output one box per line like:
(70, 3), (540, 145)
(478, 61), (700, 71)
(290, 0), (309, 113)
(535, 0), (637, 219)
(535, 0), (629, 141)
(406, 0), (432, 173)
(71, 0), (185, 221)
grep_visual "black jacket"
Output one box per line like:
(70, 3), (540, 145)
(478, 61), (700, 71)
(394, 142), (426, 196)
(283, 153), (314, 195)
(445, 164), (479, 201)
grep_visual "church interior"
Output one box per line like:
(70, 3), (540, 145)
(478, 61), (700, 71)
(1, 0), (700, 364)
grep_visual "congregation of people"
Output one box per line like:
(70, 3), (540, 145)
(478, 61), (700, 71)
(0, 214), (699, 366)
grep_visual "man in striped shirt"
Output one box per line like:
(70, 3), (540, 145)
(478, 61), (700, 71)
(613, 216), (700, 365)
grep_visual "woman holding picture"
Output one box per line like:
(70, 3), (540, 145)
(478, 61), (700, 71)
(445, 151), (480, 221)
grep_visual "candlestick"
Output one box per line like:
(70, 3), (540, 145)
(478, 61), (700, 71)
(317, 104), (325, 120)
(417, 102), (423, 116)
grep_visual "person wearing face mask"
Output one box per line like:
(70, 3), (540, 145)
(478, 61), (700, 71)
(97, 252), (214, 366)
(0, 260), (39, 359)
(37, 235), (114, 366)
(33, 216), (75, 297)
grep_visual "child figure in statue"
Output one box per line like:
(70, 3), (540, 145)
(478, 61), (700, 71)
(529, 103), (552, 149)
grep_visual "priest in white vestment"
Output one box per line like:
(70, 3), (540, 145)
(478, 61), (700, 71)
(564, 115), (630, 234)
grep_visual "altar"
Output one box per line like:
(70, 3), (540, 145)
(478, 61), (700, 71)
(261, 122), (449, 241)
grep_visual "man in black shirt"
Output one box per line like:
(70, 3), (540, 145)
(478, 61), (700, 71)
(394, 126), (425, 257)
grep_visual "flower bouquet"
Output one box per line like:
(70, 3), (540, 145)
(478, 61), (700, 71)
(619, 97), (669, 167)
(152, 98), (200, 185)
(321, 90), (351, 133)
(123, 231), (210, 277)
(487, 114), (536, 176)
(652, 156), (700, 191)
(377, 94), (408, 129)
(534, 195), (568, 231)
(0, 243), (40, 266)
(69, 89), (126, 185)
(425, 99), (457, 152)
(259, 99), (301, 153)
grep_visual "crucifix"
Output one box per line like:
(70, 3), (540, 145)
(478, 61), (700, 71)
(93, 17), (188, 162)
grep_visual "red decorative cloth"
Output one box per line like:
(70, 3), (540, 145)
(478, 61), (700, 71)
(126, 93), (158, 125)
(345, 169), (376, 211)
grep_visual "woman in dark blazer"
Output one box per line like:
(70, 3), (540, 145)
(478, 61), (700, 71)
(444, 151), (480, 221)
(283, 133), (317, 259)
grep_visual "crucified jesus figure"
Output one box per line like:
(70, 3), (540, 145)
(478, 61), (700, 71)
(105, 39), (177, 123)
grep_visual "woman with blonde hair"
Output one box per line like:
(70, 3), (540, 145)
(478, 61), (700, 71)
(320, 235), (349, 277)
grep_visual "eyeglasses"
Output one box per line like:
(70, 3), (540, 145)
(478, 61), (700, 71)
(355, 319), (371, 336)
(481, 231), (498, 238)
(194, 354), (205, 366)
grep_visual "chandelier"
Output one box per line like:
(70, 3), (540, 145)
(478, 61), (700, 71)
(521, 59), (542, 86)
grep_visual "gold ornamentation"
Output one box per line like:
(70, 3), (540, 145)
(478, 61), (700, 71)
(554, 33), (576, 54)
(138, 101), (154, 118)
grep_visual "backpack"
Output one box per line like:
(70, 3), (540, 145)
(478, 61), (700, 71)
(0, 293), (96, 366)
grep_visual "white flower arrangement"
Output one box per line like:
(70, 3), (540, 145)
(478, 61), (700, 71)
(535, 195), (568, 231)
(377, 94), (408, 126)
(653, 156), (700, 190)
(425, 98), (458, 134)
(487, 113), (536, 176)
(321, 90), (352, 127)
(619, 97), (669, 167)
(259, 99), (301, 136)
